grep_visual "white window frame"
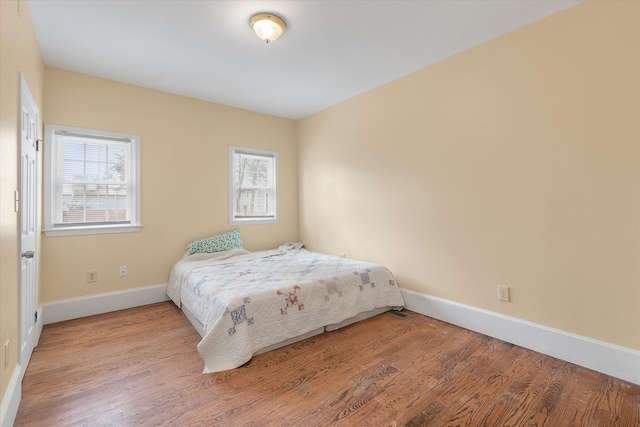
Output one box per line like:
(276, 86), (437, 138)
(229, 146), (279, 225)
(43, 124), (141, 236)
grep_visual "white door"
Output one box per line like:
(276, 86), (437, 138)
(19, 74), (39, 376)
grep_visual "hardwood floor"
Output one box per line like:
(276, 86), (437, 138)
(15, 302), (639, 426)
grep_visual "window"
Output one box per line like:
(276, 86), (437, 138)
(229, 146), (278, 225)
(44, 124), (141, 236)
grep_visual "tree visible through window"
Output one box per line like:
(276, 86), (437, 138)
(229, 146), (278, 224)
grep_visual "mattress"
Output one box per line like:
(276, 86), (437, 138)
(168, 243), (405, 373)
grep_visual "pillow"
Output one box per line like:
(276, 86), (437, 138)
(187, 229), (243, 255)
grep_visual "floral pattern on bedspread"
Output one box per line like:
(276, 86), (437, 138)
(167, 243), (405, 373)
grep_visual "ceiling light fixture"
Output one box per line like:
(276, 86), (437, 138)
(250, 13), (286, 43)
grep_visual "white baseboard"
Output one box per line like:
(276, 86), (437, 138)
(0, 365), (21, 427)
(41, 284), (170, 325)
(401, 289), (640, 385)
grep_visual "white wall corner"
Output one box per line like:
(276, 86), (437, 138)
(400, 289), (640, 386)
(0, 365), (22, 427)
(41, 284), (170, 325)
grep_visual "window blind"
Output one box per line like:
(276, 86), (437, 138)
(52, 131), (132, 227)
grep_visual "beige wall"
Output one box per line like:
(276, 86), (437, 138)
(42, 68), (298, 302)
(1, 3), (637, 413)
(297, 1), (640, 350)
(0, 0), (44, 406)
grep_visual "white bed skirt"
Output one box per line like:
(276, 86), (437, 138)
(181, 304), (397, 358)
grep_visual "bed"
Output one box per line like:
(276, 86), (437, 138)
(167, 242), (405, 373)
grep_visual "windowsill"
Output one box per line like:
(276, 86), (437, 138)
(229, 218), (279, 226)
(43, 224), (142, 237)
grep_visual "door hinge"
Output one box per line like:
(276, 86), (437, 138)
(34, 311), (38, 323)
(35, 139), (41, 151)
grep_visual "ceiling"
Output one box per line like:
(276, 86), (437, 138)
(28, 0), (584, 120)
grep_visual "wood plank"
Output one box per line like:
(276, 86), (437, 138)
(14, 302), (640, 426)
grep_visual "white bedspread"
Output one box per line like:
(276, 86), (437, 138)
(167, 243), (405, 373)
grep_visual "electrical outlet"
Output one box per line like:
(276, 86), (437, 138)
(119, 266), (127, 277)
(87, 270), (97, 283)
(340, 253), (346, 258)
(498, 285), (511, 302)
